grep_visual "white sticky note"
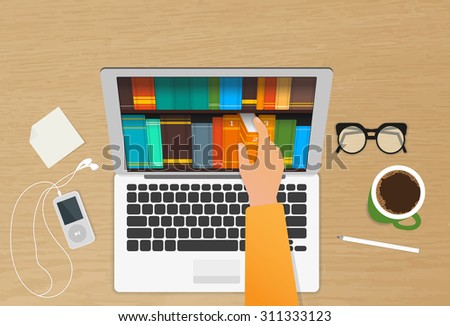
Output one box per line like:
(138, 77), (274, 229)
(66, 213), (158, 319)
(30, 107), (84, 168)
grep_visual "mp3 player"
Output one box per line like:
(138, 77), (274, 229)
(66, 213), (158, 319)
(53, 191), (95, 250)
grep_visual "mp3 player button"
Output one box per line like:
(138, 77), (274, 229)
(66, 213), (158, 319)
(68, 224), (87, 243)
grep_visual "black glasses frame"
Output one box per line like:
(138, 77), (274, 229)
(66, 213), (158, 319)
(336, 122), (407, 154)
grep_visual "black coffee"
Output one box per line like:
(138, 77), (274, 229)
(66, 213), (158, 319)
(376, 170), (420, 214)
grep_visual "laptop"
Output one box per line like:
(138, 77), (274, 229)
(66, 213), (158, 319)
(101, 68), (333, 292)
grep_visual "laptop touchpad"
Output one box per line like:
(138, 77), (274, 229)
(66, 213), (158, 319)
(193, 260), (240, 284)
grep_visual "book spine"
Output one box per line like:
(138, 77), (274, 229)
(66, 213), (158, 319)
(241, 77), (258, 111)
(274, 119), (296, 168)
(239, 114), (258, 163)
(256, 78), (265, 110)
(117, 77), (134, 111)
(257, 114), (276, 142)
(145, 118), (164, 168)
(154, 77), (174, 110)
(132, 77), (156, 110)
(289, 77), (317, 111)
(173, 77), (191, 110)
(192, 121), (213, 168)
(212, 117), (223, 168)
(208, 77), (220, 110)
(292, 126), (311, 169)
(190, 77), (209, 110)
(220, 77), (243, 110)
(222, 114), (240, 169)
(263, 77), (277, 110)
(160, 115), (192, 165)
(275, 77), (292, 110)
(122, 114), (149, 169)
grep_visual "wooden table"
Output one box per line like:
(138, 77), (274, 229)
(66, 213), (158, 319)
(1, 0), (449, 305)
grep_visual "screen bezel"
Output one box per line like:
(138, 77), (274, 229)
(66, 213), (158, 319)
(101, 68), (333, 176)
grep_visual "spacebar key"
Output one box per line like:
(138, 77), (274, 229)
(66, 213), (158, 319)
(178, 240), (238, 251)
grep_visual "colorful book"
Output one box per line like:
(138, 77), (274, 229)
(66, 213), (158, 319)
(131, 77), (156, 110)
(241, 77), (258, 111)
(239, 113), (258, 163)
(160, 115), (192, 165)
(192, 118), (213, 168)
(289, 77), (316, 111)
(209, 78), (220, 110)
(154, 77), (174, 110)
(292, 126), (311, 169)
(274, 119), (297, 168)
(190, 77), (209, 110)
(212, 117), (223, 168)
(220, 77), (242, 110)
(222, 115), (240, 169)
(258, 114), (276, 142)
(173, 77), (191, 110)
(117, 77), (134, 110)
(145, 118), (163, 168)
(122, 115), (149, 169)
(256, 78), (265, 110)
(275, 77), (292, 110)
(263, 77), (277, 110)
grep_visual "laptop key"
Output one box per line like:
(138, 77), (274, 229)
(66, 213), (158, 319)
(225, 193), (236, 202)
(240, 228), (245, 238)
(217, 204), (227, 215)
(212, 184), (221, 191)
(179, 204), (190, 214)
(191, 228), (202, 238)
(297, 184), (307, 191)
(288, 193), (307, 203)
(127, 240), (138, 251)
(159, 184), (168, 191)
(178, 228), (189, 238)
(286, 184), (295, 191)
(213, 193), (224, 202)
(161, 216), (172, 226)
(163, 192), (174, 203)
(295, 246), (307, 251)
(286, 216), (307, 227)
(201, 192), (212, 202)
(279, 184), (285, 191)
(277, 192), (286, 203)
(192, 204), (203, 214)
(223, 184), (232, 191)
(178, 240), (238, 251)
(176, 192), (187, 202)
(191, 184), (200, 191)
(238, 192), (248, 203)
(236, 216), (245, 227)
(174, 216), (184, 226)
(149, 184), (157, 191)
(127, 216), (147, 227)
(233, 184), (243, 191)
(283, 204), (290, 215)
(138, 192), (149, 203)
(166, 228), (177, 238)
(292, 204), (307, 215)
(203, 228), (214, 238)
(142, 204), (153, 214)
(188, 193), (199, 203)
(204, 204), (215, 214)
(127, 184), (137, 191)
(223, 216), (234, 226)
(287, 228), (307, 239)
(241, 204), (249, 214)
(228, 228), (239, 238)
(153, 228), (164, 238)
(239, 240), (245, 251)
(180, 184), (189, 191)
(186, 216), (196, 226)
(202, 184), (211, 191)
(170, 184), (179, 191)
(138, 184), (147, 191)
(165, 240), (176, 251)
(155, 204), (165, 215)
(127, 228), (151, 238)
(127, 204), (140, 215)
(167, 204), (178, 215)
(211, 216), (221, 226)
(216, 228), (227, 238)
(149, 216), (159, 226)
(140, 240), (151, 251)
(153, 240), (163, 251)
(229, 204), (240, 215)
(127, 192), (137, 203)
(198, 216), (209, 226)
(151, 192), (162, 203)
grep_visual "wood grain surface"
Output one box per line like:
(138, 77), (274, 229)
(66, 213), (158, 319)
(1, 0), (449, 306)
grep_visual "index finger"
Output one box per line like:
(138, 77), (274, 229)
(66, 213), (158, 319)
(253, 117), (269, 148)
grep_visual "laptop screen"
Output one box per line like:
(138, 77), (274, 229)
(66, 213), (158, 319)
(117, 76), (316, 172)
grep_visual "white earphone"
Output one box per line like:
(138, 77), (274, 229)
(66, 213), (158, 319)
(10, 158), (98, 298)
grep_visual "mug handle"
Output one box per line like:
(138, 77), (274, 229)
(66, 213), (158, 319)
(393, 213), (421, 231)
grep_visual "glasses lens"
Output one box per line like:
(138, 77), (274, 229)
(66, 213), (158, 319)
(377, 126), (404, 153)
(338, 126), (366, 153)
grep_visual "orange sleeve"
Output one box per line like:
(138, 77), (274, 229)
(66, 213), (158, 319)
(245, 203), (299, 306)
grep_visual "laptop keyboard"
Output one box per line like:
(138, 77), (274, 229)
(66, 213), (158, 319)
(126, 183), (308, 252)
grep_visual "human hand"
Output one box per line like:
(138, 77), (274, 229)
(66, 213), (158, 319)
(238, 117), (284, 207)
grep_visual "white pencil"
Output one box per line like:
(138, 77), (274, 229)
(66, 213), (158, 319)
(337, 236), (420, 254)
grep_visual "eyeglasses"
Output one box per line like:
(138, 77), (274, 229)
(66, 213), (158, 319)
(336, 123), (407, 154)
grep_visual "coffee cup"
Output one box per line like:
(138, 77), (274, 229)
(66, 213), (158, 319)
(368, 165), (425, 230)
